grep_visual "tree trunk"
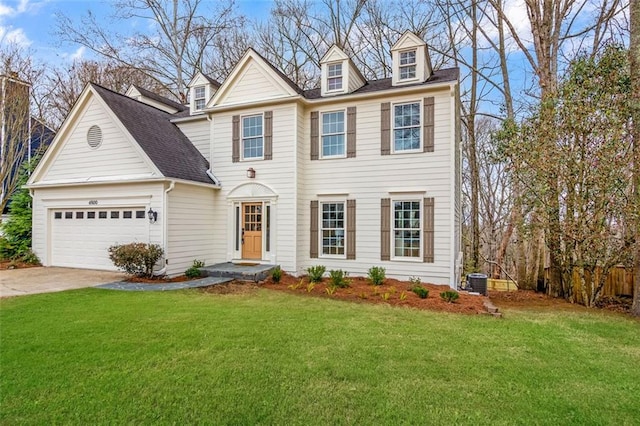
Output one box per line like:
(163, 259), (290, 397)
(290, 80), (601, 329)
(631, 0), (640, 316)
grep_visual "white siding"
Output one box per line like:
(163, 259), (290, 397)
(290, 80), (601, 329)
(176, 118), (210, 161)
(210, 103), (298, 271)
(166, 183), (218, 275)
(42, 96), (154, 182)
(32, 182), (165, 268)
(219, 62), (292, 105)
(298, 88), (455, 285)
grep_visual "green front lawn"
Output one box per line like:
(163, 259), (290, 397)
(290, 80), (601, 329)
(1, 288), (639, 424)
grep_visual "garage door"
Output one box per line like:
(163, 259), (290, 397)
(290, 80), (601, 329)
(51, 208), (150, 270)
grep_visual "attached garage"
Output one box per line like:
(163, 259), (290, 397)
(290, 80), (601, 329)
(50, 207), (150, 270)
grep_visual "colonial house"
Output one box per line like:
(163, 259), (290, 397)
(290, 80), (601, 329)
(26, 31), (462, 287)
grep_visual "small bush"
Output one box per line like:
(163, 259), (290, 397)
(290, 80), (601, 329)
(411, 285), (429, 299)
(184, 259), (205, 279)
(306, 282), (316, 293)
(18, 249), (40, 265)
(440, 290), (460, 303)
(271, 265), (283, 283)
(108, 243), (164, 278)
(325, 286), (337, 296)
(307, 265), (326, 283)
(409, 276), (422, 287)
(399, 291), (407, 301)
(328, 269), (350, 288)
(367, 266), (386, 286)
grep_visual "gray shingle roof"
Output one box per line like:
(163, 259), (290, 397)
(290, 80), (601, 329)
(302, 68), (459, 99)
(131, 84), (186, 112)
(91, 83), (214, 185)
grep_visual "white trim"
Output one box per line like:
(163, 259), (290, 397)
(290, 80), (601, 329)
(27, 177), (220, 190)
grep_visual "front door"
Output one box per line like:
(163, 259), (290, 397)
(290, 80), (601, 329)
(242, 203), (263, 259)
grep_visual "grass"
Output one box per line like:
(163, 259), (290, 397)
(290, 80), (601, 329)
(1, 289), (639, 425)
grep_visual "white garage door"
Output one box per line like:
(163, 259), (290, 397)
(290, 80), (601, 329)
(50, 208), (150, 270)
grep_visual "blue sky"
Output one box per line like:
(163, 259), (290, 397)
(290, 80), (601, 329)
(0, 0), (274, 64)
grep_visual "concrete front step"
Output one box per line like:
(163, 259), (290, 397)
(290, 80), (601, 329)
(201, 262), (277, 282)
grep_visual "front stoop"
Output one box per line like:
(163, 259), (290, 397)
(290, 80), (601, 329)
(201, 262), (277, 282)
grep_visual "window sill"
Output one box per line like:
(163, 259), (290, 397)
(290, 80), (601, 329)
(390, 256), (423, 263)
(320, 254), (347, 260)
(319, 154), (347, 160)
(391, 148), (423, 155)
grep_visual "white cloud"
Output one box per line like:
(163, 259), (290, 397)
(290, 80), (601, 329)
(70, 45), (85, 60)
(0, 0), (30, 17)
(0, 25), (31, 46)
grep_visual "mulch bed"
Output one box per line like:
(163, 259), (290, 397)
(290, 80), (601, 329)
(261, 273), (489, 315)
(0, 260), (40, 270)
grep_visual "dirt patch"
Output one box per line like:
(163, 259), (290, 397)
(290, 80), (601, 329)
(489, 290), (589, 312)
(262, 274), (488, 315)
(199, 281), (260, 295)
(126, 274), (194, 284)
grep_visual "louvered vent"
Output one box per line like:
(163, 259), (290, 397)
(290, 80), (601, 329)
(87, 125), (102, 149)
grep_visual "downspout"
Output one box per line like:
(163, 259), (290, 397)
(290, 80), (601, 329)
(154, 180), (175, 276)
(205, 114), (221, 187)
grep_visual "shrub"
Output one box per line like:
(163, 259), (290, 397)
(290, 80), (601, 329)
(325, 286), (337, 296)
(409, 276), (422, 287)
(411, 285), (429, 299)
(367, 266), (386, 286)
(399, 291), (408, 301)
(271, 265), (283, 283)
(328, 269), (350, 288)
(184, 259), (205, 279)
(440, 291), (460, 303)
(307, 265), (326, 283)
(0, 159), (37, 261)
(108, 243), (164, 277)
(306, 282), (315, 293)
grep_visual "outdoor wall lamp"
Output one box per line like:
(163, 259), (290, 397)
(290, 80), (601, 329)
(246, 167), (256, 179)
(148, 207), (158, 224)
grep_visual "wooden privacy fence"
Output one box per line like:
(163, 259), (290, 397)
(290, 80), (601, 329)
(544, 266), (635, 298)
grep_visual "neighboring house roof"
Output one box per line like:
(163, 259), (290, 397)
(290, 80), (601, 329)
(130, 84), (187, 112)
(302, 68), (460, 100)
(29, 117), (55, 157)
(90, 83), (213, 185)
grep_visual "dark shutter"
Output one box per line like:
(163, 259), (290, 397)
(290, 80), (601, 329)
(424, 197), (434, 262)
(232, 115), (240, 163)
(381, 198), (391, 260)
(346, 199), (356, 259)
(264, 111), (273, 160)
(423, 97), (434, 152)
(310, 200), (319, 258)
(310, 111), (319, 160)
(381, 103), (390, 155)
(347, 107), (356, 158)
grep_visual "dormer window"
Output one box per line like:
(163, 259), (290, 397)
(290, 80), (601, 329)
(327, 63), (343, 91)
(399, 50), (417, 80)
(194, 86), (206, 111)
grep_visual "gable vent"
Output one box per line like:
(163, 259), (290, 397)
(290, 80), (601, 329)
(87, 125), (103, 149)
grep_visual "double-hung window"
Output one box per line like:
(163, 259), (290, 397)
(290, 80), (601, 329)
(393, 200), (421, 258)
(393, 102), (421, 152)
(327, 63), (343, 91)
(194, 86), (206, 111)
(321, 111), (345, 157)
(242, 114), (263, 159)
(321, 202), (345, 256)
(399, 50), (417, 80)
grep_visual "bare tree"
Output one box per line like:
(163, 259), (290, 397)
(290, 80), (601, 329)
(55, 0), (242, 101)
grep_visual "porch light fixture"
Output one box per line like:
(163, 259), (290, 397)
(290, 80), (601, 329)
(148, 207), (158, 224)
(246, 167), (256, 179)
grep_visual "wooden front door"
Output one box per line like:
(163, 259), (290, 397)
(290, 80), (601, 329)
(242, 203), (263, 260)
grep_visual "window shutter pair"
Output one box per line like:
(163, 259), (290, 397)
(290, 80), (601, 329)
(380, 97), (434, 154)
(380, 197), (434, 263)
(310, 108), (356, 160)
(232, 112), (273, 163)
(309, 200), (356, 259)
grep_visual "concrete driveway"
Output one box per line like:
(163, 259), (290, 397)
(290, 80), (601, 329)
(0, 267), (125, 298)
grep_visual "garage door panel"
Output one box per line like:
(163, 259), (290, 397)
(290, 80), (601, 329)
(51, 208), (150, 270)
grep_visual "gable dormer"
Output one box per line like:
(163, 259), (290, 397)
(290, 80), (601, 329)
(391, 31), (432, 86)
(125, 85), (185, 114)
(187, 72), (220, 114)
(320, 45), (366, 97)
